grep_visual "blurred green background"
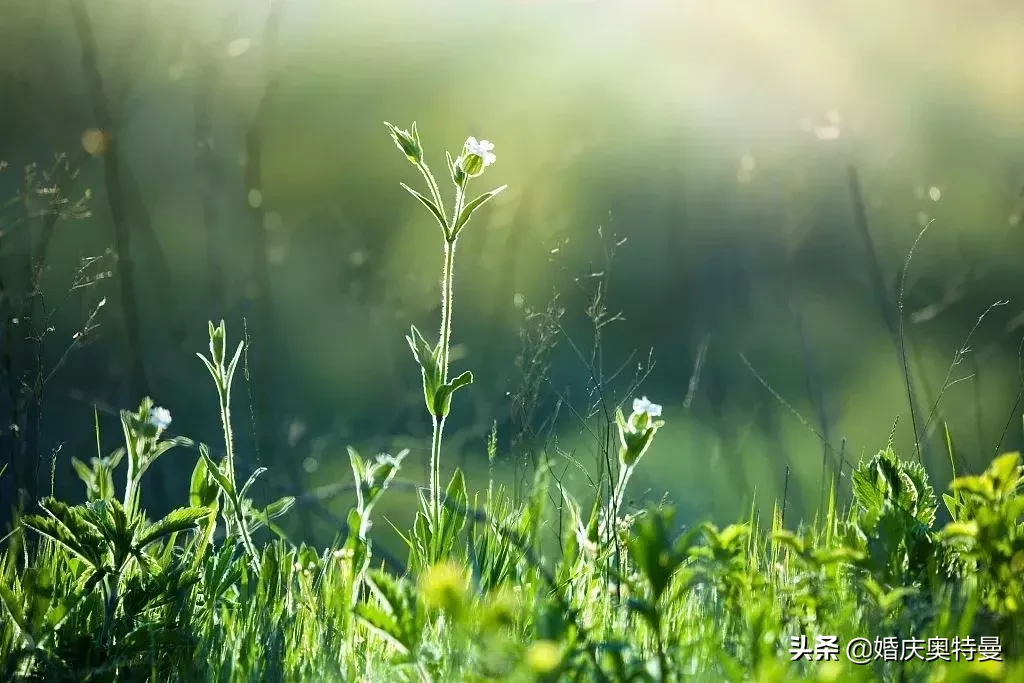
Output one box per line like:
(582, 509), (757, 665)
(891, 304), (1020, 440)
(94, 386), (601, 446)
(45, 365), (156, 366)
(2, 0), (1023, 547)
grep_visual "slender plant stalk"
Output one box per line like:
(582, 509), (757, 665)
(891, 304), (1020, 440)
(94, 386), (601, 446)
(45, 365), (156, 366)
(209, 337), (260, 569)
(428, 188), (464, 522)
(388, 125), (504, 527)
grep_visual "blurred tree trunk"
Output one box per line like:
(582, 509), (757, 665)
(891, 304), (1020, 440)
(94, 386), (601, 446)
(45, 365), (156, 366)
(68, 0), (149, 402)
(243, 2), (311, 531)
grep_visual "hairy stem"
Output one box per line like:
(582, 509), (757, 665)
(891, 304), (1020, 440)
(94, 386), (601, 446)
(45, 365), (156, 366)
(218, 376), (259, 569)
(426, 174), (467, 522)
(429, 415), (444, 529)
(438, 240), (456, 384)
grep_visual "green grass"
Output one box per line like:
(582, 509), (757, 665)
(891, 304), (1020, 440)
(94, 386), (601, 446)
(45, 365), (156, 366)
(3, 127), (1024, 682)
(1, 407), (1022, 681)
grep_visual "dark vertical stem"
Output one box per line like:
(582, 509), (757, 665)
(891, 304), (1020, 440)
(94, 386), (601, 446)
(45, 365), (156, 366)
(195, 41), (225, 311)
(243, 2), (304, 530)
(69, 0), (149, 401)
(120, 163), (188, 351)
(7, 160), (75, 515)
(846, 165), (926, 465)
(791, 304), (834, 513)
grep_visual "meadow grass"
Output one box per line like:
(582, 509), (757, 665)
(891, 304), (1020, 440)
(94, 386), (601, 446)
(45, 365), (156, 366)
(2, 128), (1023, 683)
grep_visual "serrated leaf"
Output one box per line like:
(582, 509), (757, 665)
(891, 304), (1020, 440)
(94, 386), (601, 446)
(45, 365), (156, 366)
(354, 602), (408, 655)
(21, 515), (99, 569)
(939, 520), (978, 541)
(136, 507), (211, 548)
(951, 475), (993, 500)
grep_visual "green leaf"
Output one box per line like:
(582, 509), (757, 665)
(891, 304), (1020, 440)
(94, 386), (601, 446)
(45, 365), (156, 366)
(626, 598), (658, 630)
(812, 546), (866, 566)
(939, 520), (979, 542)
(348, 447), (367, 510)
(440, 467), (468, 551)
(445, 151), (465, 187)
(190, 454), (220, 509)
(717, 523), (749, 551)
(400, 182), (446, 229)
(406, 325), (442, 416)
(0, 583), (32, 647)
(248, 497), (295, 534)
(772, 530), (805, 556)
(452, 185), (507, 238)
(199, 444), (234, 497)
(71, 458), (96, 495)
(433, 370), (473, 418)
(942, 492), (959, 520)
(988, 451), (1021, 495)
(21, 515), (100, 569)
(263, 496), (295, 520)
(225, 340), (244, 394)
(238, 466), (268, 502)
(951, 475), (994, 501)
(197, 353), (220, 385)
(852, 459), (886, 516)
(354, 602), (407, 655)
(136, 507), (212, 549)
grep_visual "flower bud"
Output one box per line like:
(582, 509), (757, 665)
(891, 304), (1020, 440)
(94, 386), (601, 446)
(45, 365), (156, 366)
(385, 121), (423, 165)
(459, 153), (484, 178)
(208, 320), (226, 367)
(616, 397), (664, 468)
(456, 136), (496, 178)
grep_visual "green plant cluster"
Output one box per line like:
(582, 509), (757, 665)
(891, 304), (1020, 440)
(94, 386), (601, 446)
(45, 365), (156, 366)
(2, 126), (1023, 682)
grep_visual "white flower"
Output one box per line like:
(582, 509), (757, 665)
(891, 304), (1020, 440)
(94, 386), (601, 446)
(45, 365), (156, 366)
(149, 406), (172, 431)
(375, 453), (400, 468)
(632, 396), (662, 418)
(457, 137), (497, 177)
(464, 137), (496, 165)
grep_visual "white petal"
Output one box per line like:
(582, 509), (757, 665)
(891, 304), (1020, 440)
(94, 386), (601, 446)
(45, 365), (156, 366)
(647, 403), (663, 417)
(632, 397), (649, 414)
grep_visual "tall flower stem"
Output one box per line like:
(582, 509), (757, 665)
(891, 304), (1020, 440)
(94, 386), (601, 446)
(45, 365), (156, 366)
(387, 125), (503, 530)
(428, 180), (466, 522)
(219, 379), (259, 568)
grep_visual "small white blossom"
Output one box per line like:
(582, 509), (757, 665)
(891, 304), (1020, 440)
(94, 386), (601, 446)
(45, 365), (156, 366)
(632, 396), (662, 419)
(149, 406), (172, 431)
(459, 136), (496, 171)
(465, 137), (495, 163)
(375, 453), (400, 468)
